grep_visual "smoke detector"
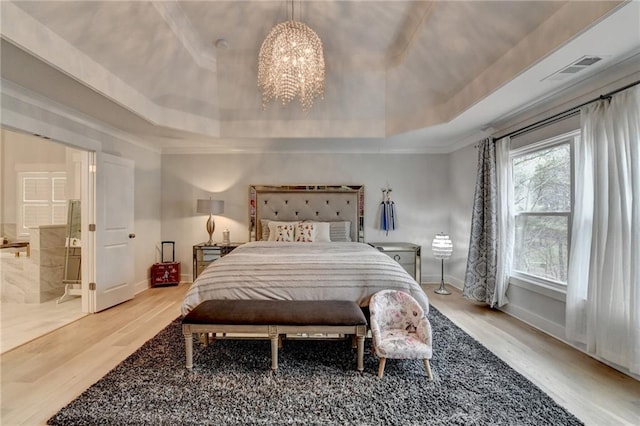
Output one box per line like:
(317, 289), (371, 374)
(214, 38), (229, 49)
(542, 55), (605, 82)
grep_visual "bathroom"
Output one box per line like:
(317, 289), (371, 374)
(1, 128), (86, 352)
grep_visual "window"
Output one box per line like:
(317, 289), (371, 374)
(511, 131), (577, 286)
(17, 171), (67, 237)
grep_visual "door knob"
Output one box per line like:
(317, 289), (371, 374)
(129, 233), (136, 239)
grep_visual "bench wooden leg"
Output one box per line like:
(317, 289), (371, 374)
(357, 335), (365, 372)
(356, 325), (366, 372)
(183, 327), (193, 370)
(269, 326), (279, 371)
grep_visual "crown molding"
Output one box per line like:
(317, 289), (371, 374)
(1, 79), (161, 154)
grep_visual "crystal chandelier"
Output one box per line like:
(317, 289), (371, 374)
(257, 9), (325, 111)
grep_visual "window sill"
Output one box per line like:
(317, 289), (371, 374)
(509, 275), (567, 302)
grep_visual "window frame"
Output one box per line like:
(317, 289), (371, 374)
(509, 130), (578, 291)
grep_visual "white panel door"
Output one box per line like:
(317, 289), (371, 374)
(93, 152), (135, 312)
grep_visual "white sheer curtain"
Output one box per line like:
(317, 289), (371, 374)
(493, 137), (513, 307)
(566, 86), (640, 374)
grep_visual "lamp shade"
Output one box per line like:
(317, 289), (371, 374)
(432, 233), (453, 259)
(197, 199), (224, 215)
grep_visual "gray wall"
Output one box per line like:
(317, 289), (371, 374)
(160, 152), (454, 282)
(447, 144), (477, 288)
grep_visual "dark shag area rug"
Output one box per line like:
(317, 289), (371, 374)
(48, 307), (582, 425)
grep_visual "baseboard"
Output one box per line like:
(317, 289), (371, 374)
(420, 275), (462, 291)
(134, 279), (149, 295)
(500, 303), (640, 380)
(430, 273), (639, 380)
(499, 303), (566, 338)
(446, 275), (464, 290)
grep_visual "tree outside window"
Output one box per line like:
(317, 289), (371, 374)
(511, 134), (575, 285)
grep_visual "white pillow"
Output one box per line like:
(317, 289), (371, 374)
(304, 221), (331, 242)
(267, 221), (298, 242)
(295, 222), (316, 242)
(329, 221), (352, 242)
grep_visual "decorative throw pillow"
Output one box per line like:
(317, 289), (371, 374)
(329, 221), (352, 242)
(260, 219), (271, 241)
(268, 221), (297, 242)
(295, 222), (316, 242)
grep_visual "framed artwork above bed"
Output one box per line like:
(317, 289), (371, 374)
(249, 185), (365, 242)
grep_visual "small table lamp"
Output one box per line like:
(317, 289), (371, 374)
(197, 199), (224, 245)
(432, 233), (453, 295)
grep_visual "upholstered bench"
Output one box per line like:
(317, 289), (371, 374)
(182, 299), (368, 372)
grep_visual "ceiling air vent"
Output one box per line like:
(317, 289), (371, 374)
(542, 55), (603, 82)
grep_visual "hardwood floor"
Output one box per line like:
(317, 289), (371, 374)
(2, 283), (639, 425)
(427, 284), (640, 426)
(1, 283), (189, 425)
(1, 297), (86, 354)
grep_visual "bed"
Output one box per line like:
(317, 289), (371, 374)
(181, 185), (429, 316)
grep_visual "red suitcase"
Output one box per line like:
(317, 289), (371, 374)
(151, 241), (180, 287)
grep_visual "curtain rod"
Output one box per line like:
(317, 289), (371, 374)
(493, 79), (640, 141)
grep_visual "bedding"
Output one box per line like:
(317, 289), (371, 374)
(181, 241), (429, 315)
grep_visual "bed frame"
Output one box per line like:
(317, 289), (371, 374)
(249, 185), (365, 242)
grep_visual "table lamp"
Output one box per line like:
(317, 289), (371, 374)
(196, 198), (224, 245)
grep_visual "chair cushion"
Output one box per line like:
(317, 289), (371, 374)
(375, 329), (432, 359)
(370, 290), (424, 331)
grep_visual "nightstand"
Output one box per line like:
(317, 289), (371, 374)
(369, 242), (421, 282)
(192, 242), (243, 281)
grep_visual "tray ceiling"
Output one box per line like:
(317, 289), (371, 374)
(1, 1), (638, 153)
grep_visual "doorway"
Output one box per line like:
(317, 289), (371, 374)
(0, 128), (88, 352)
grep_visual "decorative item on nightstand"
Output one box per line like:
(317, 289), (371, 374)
(196, 198), (224, 246)
(432, 233), (453, 295)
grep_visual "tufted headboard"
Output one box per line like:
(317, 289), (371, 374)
(249, 185), (365, 242)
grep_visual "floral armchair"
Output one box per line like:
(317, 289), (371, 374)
(369, 290), (433, 379)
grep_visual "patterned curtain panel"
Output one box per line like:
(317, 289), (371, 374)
(463, 138), (498, 304)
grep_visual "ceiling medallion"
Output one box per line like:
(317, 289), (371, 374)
(257, 10), (325, 111)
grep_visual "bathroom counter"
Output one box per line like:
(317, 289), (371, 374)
(0, 242), (30, 257)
